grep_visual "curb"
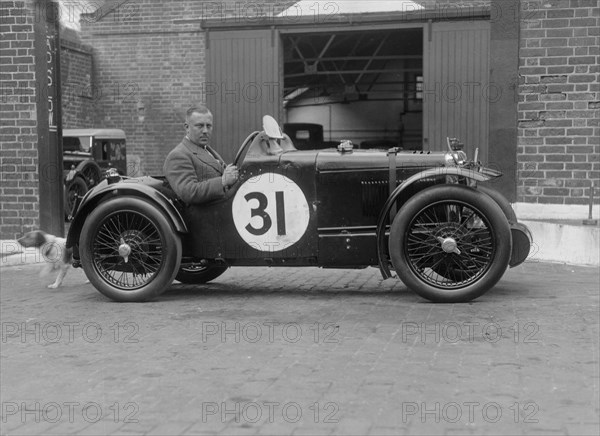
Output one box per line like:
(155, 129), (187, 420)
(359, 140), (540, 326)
(521, 220), (599, 267)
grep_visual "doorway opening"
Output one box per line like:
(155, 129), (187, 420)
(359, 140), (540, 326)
(282, 28), (423, 150)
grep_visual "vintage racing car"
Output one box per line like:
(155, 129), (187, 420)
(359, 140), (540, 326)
(66, 116), (532, 303)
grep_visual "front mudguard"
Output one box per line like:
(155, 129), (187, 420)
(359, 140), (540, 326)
(477, 185), (532, 267)
(66, 177), (188, 262)
(509, 222), (532, 267)
(478, 185), (532, 267)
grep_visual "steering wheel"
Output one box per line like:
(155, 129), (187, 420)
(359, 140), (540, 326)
(233, 116), (285, 168)
(233, 131), (260, 168)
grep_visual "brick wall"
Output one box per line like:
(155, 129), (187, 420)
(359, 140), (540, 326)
(0, 0), (39, 239)
(78, 0), (292, 177)
(416, 0), (491, 7)
(518, 0), (599, 205)
(60, 32), (94, 128)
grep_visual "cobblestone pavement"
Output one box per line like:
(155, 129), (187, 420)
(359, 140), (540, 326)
(1, 261), (598, 435)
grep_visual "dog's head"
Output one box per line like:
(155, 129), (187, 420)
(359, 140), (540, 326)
(17, 230), (49, 248)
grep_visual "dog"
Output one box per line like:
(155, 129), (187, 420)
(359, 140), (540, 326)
(17, 230), (72, 289)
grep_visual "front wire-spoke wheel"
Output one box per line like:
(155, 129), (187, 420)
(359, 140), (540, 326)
(406, 202), (494, 287)
(81, 197), (181, 302)
(390, 185), (511, 303)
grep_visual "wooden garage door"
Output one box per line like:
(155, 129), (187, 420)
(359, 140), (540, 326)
(423, 21), (491, 163)
(207, 29), (281, 162)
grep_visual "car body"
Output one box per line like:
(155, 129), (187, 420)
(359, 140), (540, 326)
(63, 128), (127, 218)
(66, 116), (532, 303)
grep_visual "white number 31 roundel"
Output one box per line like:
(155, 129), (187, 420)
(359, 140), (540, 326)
(232, 173), (310, 252)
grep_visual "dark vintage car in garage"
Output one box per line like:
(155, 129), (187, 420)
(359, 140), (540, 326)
(63, 128), (127, 218)
(66, 116), (531, 303)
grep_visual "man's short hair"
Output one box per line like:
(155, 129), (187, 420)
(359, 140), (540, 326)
(186, 105), (212, 121)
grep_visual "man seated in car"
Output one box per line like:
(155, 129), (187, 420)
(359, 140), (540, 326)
(163, 105), (239, 204)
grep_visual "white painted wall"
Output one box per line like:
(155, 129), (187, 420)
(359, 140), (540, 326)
(286, 99), (422, 147)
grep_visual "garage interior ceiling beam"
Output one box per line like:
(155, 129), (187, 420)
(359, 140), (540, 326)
(286, 68), (422, 78)
(312, 34), (336, 71)
(354, 34), (389, 86)
(283, 28), (423, 105)
(286, 55), (422, 63)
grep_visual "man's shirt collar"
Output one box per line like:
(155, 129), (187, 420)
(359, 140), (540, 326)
(185, 135), (208, 149)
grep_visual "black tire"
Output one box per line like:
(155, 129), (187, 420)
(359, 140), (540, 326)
(64, 177), (88, 219)
(477, 184), (517, 223)
(428, 184), (516, 283)
(175, 265), (228, 284)
(389, 185), (512, 303)
(80, 197), (182, 302)
(80, 162), (101, 188)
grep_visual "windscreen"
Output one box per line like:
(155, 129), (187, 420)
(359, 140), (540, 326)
(63, 136), (92, 153)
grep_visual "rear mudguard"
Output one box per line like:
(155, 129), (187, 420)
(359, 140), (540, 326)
(66, 178), (188, 253)
(376, 166), (502, 279)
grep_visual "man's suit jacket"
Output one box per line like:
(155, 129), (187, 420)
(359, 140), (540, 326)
(163, 137), (227, 204)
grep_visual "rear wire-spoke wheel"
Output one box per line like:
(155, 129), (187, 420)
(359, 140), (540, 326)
(390, 185), (511, 303)
(80, 197), (181, 302)
(176, 265), (228, 284)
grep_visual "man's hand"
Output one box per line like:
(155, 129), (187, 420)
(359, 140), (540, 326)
(222, 164), (239, 189)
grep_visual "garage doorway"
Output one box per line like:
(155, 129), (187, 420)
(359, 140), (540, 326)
(206, 18), (491, 161)
(282, 28), (424, 150)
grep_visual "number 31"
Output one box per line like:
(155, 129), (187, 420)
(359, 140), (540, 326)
(244, 191), (286, 236)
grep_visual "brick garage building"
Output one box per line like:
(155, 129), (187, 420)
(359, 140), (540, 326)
(76, 0), (598, 206)
(76, 0), (500, 178)
(1, 0), (598, 239)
